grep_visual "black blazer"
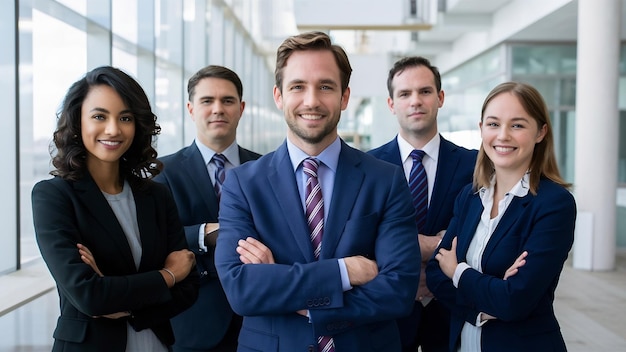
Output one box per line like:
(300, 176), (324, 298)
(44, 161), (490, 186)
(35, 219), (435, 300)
(155, 143), (261, 350)
(32, 172), (199, 352)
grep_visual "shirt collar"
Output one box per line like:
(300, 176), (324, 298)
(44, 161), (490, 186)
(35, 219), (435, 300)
(397, 133), (440, 164)
(195, 139), (240, 166)
(286, 136), (341, 173)
(479, 171), (531, 202)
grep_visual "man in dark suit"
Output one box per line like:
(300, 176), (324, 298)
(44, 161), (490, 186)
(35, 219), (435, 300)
(368, 56), (477, 352)
(214, 31), (420, 352)
(155, 65), (261, 352)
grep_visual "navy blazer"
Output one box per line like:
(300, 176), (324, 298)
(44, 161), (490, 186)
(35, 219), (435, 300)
(31, 173), (199, 352)
(426, 179), (576, 352)
(368, 135), (477, 236)
(215, 140), (421, 352)
(155, 143), (261, 350)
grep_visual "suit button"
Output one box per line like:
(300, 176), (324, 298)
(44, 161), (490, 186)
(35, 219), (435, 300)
(323, 297), (330, 305)
(308, 345), (315, 352)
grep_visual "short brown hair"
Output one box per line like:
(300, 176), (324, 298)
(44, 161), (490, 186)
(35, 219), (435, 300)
(274, 31), (352, 93)
(387, 56), (441, 98)
(187, 65), (243, 102)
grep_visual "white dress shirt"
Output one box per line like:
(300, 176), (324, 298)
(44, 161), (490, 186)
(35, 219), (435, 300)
(453, 172), (530, 351)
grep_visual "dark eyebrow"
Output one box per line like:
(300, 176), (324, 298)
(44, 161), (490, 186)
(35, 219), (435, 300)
(286, 79), (306, 86)
(319, 79), (338, 86)
(89, 107), (110, 114)
(89, 107), (132, 115)
(198, 95), (238, 101)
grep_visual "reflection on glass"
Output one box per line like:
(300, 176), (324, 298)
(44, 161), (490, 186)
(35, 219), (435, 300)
(20, 9), (87, 264)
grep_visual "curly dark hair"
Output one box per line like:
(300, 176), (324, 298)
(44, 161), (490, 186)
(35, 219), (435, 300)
(50, 66), (162, 187)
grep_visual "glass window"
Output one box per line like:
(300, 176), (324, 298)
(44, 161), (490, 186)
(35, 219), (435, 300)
(511, 44), (577, 75)
(154, 1), (185, 155)
(1, 0), (17, 273)
(552, 110), (576, 183)
(54, 0), (86, 16)
(112, 0), (138, 44)
(619, 111), (626, 184)
(20, 8), (88, 265)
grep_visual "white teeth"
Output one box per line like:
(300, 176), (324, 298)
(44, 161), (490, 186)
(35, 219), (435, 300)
(100, 140), (121, 146)
(300, 114), (322, 120)
(495, 146), (514, 153)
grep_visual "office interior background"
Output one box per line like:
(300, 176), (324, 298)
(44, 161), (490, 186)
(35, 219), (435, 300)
(1, 0), (624, 350)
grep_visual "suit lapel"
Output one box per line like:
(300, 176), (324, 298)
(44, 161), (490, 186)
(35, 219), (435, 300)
(134, 187), (158, 270)
(184, 145), (220, 219)
(482, 194), (531, 265)
(73, 174), (136, 270)
(429, 138), (459, 228)
(238, 146), (258, 163)
(268, 143), (315, 262)
(457, 194), (483, 262)
(381, 139), (403, 165)
(322, 143), (364, 259)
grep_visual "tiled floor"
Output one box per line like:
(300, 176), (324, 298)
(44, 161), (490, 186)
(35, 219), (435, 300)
(556, 251), (626, 351)
(1, 252), (625, 352)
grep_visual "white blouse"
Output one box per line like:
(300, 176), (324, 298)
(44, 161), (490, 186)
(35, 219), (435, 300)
(454, 173), (530, 352)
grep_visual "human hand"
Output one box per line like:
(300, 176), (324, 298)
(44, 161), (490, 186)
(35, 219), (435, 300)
(163, 249), (196, 286)
(77, 243), (103, 277)
(416, 265), (434, 301)
(344, 255), (378, 286)
(418, 231), (444, 260)
(95, 311), (131, 319)
(504, 251), (528, 280)
(204, 222), (219, 247)
(237, 237), (275, 264)
(480, 312), (497, 321)
(434, 237), (458, 279)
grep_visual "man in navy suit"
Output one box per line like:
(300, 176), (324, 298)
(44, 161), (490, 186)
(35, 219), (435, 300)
(214, 31), (420, 352)
(155, 65), (261, 352)
(368, 56), (477, 352)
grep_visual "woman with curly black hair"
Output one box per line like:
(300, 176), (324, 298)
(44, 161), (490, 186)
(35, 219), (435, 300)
(32, 66), (198, 352)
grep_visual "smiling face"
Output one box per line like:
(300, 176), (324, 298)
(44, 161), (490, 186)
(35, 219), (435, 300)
(81, 84), (135, 171)
(189, 77), (244, 151)
(273, 50), (350, 155)
(388, 65), (444, 143)
(480, 92), (547, 178)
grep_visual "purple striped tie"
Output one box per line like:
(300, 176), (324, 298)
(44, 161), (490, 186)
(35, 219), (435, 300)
(303, 158), (335, 352)
(213, 153), (226, 201)
(409, 150), (428, 232)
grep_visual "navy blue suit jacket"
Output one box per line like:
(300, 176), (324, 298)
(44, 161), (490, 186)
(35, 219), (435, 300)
(426, 179), (576, 352)
(155, 143), (261, 350)
(32, 173), (199, 352)
(368, 135), (477, 236)
(215, 140), (421, 352)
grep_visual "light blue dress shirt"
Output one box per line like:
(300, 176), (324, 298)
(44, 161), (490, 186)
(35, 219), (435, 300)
(286, 137), (351, 292)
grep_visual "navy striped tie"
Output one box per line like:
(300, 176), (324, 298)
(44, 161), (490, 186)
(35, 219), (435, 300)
(409, 150), (428, 232)
(212, 153), (226, 201)
(302, 158), (335, 352)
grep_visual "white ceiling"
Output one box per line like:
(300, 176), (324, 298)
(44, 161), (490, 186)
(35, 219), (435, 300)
(290, 0), (626, 60)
